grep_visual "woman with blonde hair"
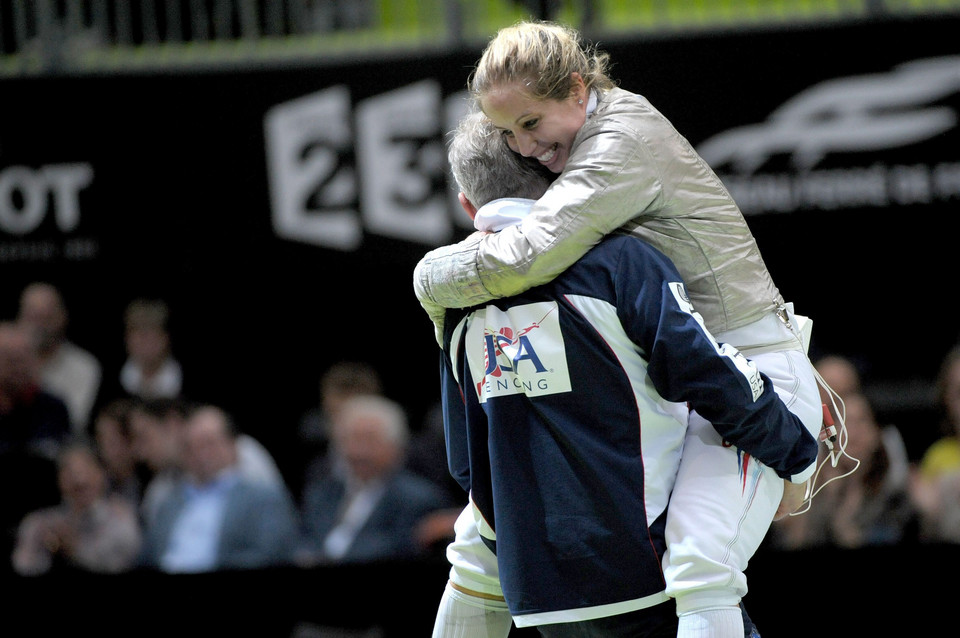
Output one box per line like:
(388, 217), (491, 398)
(418, 20), (834, 638)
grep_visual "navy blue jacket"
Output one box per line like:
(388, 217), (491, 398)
(440, 233), (816, 624)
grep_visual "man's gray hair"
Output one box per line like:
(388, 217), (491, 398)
(447, 110), (553, 208)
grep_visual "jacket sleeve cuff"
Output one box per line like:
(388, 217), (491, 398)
(414, 234), (491, 309)
(786, 460), (816, 484)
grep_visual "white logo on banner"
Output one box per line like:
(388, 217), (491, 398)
(697, 56), (960, 214)
(264, 82), (474, 250)
(0, 159), (97, 263)
(0, 163), (93, 234)
(464, 302), (571, 403)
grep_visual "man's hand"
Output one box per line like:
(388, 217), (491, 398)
(774, 479), (808, 520)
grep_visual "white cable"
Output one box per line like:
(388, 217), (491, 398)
(789, 365), (861, 516)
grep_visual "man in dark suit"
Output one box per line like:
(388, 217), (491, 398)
(0, 321), (72, 572)
(297, 394), (456, 565)
(139, 403), (300, 572)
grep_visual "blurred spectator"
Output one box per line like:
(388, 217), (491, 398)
(117, 298), (183, 400)
(11, 438), (142, 576)
(234, 427), (286, 490)
(295, 360), (383, 497)
(769, 392), (916, 549)
(814, 353), (862, 421)
(769, 354), (914, 550)
(407, 402), (469, 553)
(814, 353), (911, 471)
(0, 321), (72, 569)
(130, 396), (285, 528)
(139, 404), (300, 573)
(129, 397), (189, 527)
(407, 401), (468, 506)
(16, 282), (103, 433)
(912, 345), (960, 542)
(0, 321), (72, 459)
(916, 346), (960, 479)
(297, 394), (456, 566)
(92, 398), (146, 507)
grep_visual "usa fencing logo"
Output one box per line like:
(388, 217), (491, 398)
(464, 301), (572, 403)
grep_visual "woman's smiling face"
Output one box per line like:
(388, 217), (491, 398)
(480, 75), (587, 174)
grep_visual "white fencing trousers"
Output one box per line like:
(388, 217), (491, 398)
(433, 505), (512, 638)
(663, 343), (823, 614)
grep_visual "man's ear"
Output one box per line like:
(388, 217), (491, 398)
(458, 192), (478, 220)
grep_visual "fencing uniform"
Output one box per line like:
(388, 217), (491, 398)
(438, 222), (817, 631)
(419, 87), (827, 635)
